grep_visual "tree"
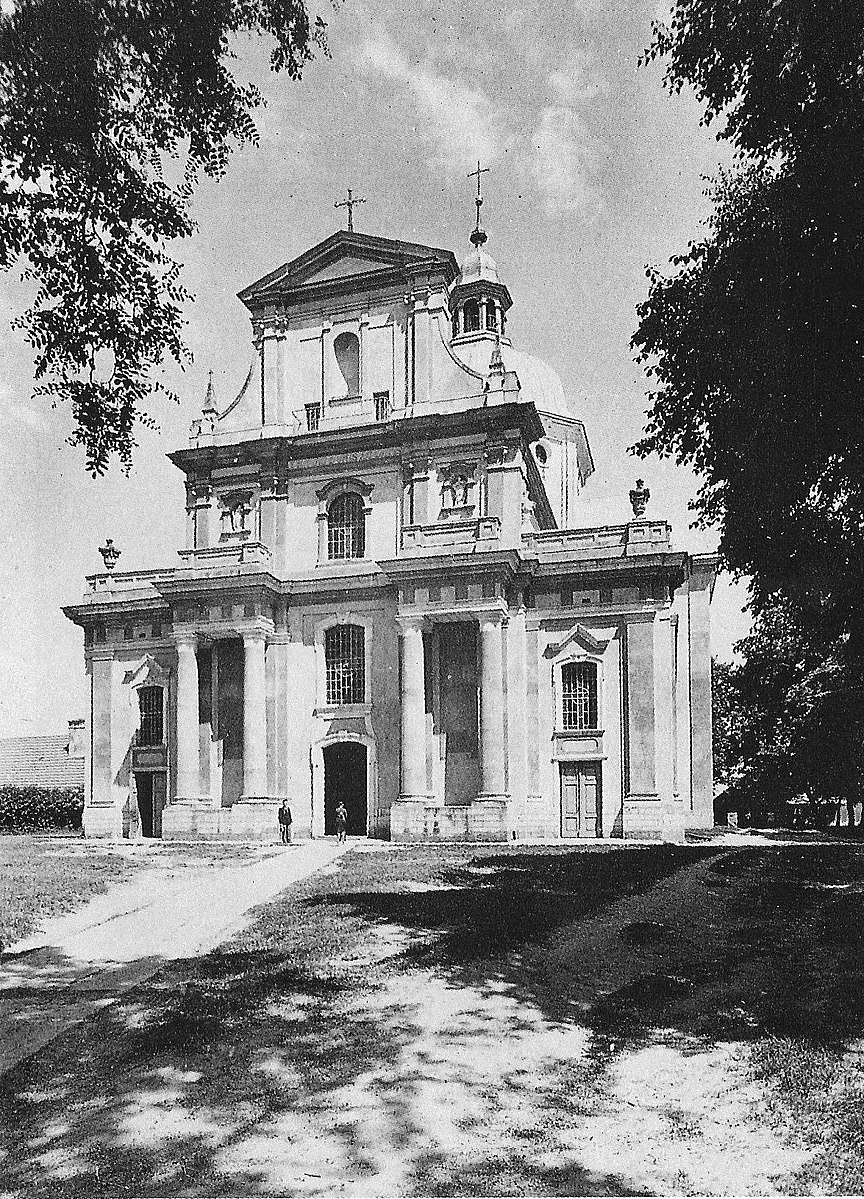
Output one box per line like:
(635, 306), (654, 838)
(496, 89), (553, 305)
(633, 2), (864, 655)
(712, 595), (864, 826)
(0, 0), (327, 473)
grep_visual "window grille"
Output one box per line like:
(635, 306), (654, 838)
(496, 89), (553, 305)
(328, 492), (365, 560)
(485, 304), (498, 331)
(561, 662), (598, 730)
(374, 391), (391, 422)
(305, 402), (322, 432)
(138, 686), (164, 746)
(325, 624), (365, 705)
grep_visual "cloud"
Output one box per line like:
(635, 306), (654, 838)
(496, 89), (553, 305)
(530, 60), (607, 215)
(359, 35), (501, 173)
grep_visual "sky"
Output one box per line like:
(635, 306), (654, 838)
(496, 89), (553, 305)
(0, 0), (750, 736)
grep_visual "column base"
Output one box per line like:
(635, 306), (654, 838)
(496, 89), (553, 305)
(82, 804), (124, 839)
(390, 797), (509, 842)
(622, 796), (684, 842)
(469, 797), (508, 841)
(162, 798), (287, 842)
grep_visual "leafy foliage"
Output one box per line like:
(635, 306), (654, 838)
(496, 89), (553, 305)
(0, 784), (84, 831)
(634, 3), (864, 637)
(0, 0), (327, 473)
(635, 2), (864, 807)
(711, 594), (864, 819)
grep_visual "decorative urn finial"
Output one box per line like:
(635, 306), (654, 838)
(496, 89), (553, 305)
(99, 538), (121, 572)
(629, 479), (650, 519)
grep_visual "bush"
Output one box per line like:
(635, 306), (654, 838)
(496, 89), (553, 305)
(0, 786), (84, 832)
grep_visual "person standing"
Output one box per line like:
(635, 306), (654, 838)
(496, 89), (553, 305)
(278, 798), (293, 845)
(335, 801), (348, 843)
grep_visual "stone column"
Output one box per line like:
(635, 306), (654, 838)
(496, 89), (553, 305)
(479, 615), (506, 799)
(242, 630), (268, 800)
(175, 633), (200, 800)
(400, 619), (427, 801)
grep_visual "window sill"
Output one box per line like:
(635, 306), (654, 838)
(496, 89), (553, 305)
(314, 704), (372, 718)
(553, 728), (604, 739)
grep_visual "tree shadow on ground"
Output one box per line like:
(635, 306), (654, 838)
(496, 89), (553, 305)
(304, 842), (864, 1055)
(3, 841), (864, 1197)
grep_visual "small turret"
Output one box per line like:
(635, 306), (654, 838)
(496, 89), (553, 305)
(449, 162), (512, 341)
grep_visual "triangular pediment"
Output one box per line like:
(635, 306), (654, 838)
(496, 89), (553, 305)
(544, 624), (609, 659)
(239, 231), (458, 309)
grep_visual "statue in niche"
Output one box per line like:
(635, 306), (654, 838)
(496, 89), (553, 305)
(440, 465), (474, 510)
(220, 492), (252, 537)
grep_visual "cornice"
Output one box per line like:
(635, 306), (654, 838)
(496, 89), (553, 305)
(168, 402), (546, 477)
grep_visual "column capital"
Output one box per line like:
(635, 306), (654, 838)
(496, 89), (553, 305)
(241, 627), (268, 644)
(397, 615), (426, 635)
(174, 630), (198, 649)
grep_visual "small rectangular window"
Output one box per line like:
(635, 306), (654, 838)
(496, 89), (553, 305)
(374, 391), (391, 421)
(561, 663), (598, 731)
(305, 402), (322, 432)
(138, 686), (164, 746)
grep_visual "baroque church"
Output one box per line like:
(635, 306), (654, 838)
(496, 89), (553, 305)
(64, 189), (716, 844)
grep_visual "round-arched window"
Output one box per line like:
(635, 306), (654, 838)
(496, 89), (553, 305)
(463, 301), (480, 333)
(328, 492), (366, 560)
(334, 331), (360, 396)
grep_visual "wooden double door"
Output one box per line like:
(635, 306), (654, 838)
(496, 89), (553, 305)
(560, 761), (602, 839)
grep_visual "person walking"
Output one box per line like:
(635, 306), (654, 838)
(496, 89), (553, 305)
(335, 801), (348, 843)
(278, 798), (293, 845)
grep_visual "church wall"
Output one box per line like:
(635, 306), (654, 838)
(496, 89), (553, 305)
(84, 644), (177, 839)
(283, 594), (401, 840)
(277, 462), (402, 570)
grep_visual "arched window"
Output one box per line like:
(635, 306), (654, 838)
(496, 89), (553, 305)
(561, 662), (598, 730)
(328, 492), (366, 560)
(463, 300), (480, 332)
(334, 331), (360, 396)
(137, 686), (164, 746)
(325, 624), (365, 705)
(485, 304), (498, 331)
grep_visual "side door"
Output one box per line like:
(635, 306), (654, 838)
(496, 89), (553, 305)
(560, 763), (580, 838)
(577, 762), (601, 838)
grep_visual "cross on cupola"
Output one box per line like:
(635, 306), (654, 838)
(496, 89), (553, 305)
(448, 162), (512, 343)
(334, 188), (366, 232)
(467, 161), (490, 246)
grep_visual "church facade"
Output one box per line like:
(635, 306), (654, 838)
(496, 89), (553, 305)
(64, 215), (716, 844)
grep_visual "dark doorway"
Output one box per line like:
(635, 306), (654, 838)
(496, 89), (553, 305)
(135, 772), (166, 838)
(323, 742), (367, 836)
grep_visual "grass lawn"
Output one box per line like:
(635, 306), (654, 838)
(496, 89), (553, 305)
(2, 839), (864, 1195)
(0, 836), (134, 950)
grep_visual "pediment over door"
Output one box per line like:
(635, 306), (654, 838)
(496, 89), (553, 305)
(543, 623), (610, 660)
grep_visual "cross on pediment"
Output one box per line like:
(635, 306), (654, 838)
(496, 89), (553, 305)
(334, 188), (366, 232)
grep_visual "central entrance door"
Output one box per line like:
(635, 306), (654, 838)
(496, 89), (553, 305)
(323, 742), (368, 836)
(560, 761), (601, 839)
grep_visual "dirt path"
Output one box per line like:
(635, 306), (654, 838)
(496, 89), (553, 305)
(191, 849), (813, 1196)
(0, 839), (348, 1077)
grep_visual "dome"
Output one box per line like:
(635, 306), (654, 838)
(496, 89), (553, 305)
(502, 345), (572, 419)
(458, 238), (500, 286)
(451, 336), (573, 420)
